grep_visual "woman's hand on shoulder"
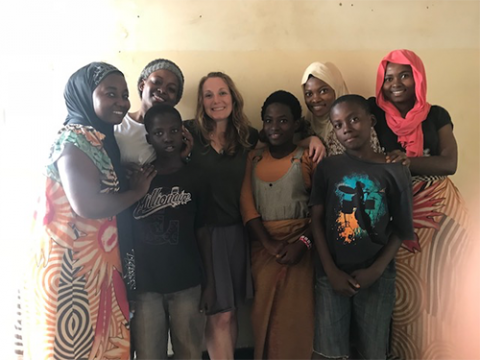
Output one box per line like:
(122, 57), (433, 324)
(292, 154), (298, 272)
(297, 136), (326, 163)
(180, 125), (194, 159)
(309, 136), (326, 163)
(123, 162), (143, 179)
(386, 150), (410, 166)
(128, 164), (157, 197)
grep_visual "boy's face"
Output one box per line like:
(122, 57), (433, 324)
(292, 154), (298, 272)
(330, 102), (374, 152)
(262, 102), (299, 147)
(146, 113), (183, 157)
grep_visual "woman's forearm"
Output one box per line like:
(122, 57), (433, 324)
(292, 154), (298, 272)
(409, 156), (456, 176)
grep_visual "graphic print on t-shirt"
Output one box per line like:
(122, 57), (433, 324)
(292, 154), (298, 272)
(133, 186), (192, 245)
(334, 174), (386, 245)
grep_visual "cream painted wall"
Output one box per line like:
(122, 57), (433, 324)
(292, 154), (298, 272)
(0, 0), (479, 353)
(2, 0), (478, 205)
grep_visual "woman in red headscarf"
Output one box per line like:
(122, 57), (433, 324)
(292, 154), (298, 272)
(369, 49), (471, 359)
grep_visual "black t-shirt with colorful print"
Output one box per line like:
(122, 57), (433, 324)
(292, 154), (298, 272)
(310, 153), (414, 274)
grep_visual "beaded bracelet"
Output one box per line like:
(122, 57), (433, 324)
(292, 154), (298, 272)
(299, 235), (312, 250)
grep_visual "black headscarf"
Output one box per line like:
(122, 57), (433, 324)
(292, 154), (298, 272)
(64, 62), (126, 187)
(63, 62), (136, 299)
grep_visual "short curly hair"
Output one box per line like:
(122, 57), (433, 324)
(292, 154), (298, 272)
(330, 94), (371, 115)
(144, 104), (182, 133)
(261, 90), (302, 120)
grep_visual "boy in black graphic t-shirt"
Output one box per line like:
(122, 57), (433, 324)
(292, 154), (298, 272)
(310, 95), (414, 359)
(131, 104), (213, 360)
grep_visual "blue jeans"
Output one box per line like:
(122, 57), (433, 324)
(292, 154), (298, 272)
(313, 263), (396, 359)
(132, 285), (206, 360)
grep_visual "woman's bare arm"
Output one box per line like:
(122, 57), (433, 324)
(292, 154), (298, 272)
(409, 125), (457, 175)
(57, 143), (156, 219)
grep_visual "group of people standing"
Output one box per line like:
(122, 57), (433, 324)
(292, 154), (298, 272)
(14, 49), (469, 360)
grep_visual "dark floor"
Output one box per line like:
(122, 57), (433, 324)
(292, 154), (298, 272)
(168, 348), (253, 360)
(202, 348), (254, 360)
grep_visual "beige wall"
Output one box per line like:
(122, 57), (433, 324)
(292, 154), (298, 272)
(2, 0), (478, 208)
(0, 0), (478, 354)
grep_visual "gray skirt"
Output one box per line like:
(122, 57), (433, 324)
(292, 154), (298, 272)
(207, 223), (253, 315)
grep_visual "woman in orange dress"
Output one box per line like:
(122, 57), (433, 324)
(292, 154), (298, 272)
(14, 62), (155, 360)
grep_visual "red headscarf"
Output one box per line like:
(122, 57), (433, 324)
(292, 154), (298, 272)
(375, 49), (431, 157)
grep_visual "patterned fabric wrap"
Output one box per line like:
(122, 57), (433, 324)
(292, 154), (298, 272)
(391, 175), (471, 359)
(14, 126), (130, 360)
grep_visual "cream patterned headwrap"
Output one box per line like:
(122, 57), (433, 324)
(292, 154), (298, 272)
(300, 62), (349, 140)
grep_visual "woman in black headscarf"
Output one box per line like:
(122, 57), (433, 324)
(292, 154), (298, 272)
(14, 62), (155, 359)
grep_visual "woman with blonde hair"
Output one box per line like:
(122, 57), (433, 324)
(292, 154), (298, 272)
(193, 72), (253, 156)
(184, 71), (259, 360)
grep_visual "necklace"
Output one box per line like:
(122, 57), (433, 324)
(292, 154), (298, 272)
(209, 132), (225, 154)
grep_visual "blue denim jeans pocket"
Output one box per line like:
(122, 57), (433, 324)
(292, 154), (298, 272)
(314, 262), (396, 359)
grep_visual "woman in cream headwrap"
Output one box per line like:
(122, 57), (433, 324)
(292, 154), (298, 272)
(300, 61), (381, 155)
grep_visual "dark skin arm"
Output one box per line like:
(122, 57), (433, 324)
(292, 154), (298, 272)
(276, 224), (311, 265)
(246, 217), (285, 257)
(180, 125), (194, 159)
(350, 233), (403, 290)
(408, 125), (457, 175)
(311, 204), (359, 297)
(57, 143), (156, 219)
(297, 136), (327, 164)
(196, 226), (216, 313)
(388, 125), (457, 175)
(276, 240), (307, 266)
(246, 217), (308, 266)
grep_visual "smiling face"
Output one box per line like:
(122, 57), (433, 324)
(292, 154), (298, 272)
(262, 102), (298, 147)
(201, 77), (233, 122)
(382, 63), (416, 107)
(146, 112), (183, 157)
(140, 69), (180, 110)
(303, 76), (336, 118)
(330, 101), (374, 154)
(92, 73), (130, 125)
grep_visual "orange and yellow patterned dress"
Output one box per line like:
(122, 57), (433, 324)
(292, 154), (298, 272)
(15, 125), (130, 360)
